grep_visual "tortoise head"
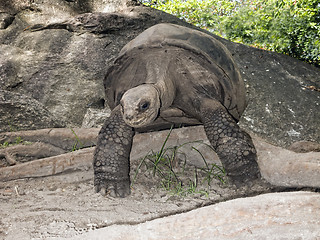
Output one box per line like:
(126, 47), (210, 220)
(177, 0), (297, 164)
(120, 84), (160, 128)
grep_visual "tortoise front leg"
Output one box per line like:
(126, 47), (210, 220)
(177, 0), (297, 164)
(93, 106), (134, 198)
(200, 99), (261, 186)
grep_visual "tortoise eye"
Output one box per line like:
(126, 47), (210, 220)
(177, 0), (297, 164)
(140, 101), (150, 111)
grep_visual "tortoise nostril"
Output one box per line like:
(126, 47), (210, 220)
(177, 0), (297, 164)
(126, 114), (133, 121)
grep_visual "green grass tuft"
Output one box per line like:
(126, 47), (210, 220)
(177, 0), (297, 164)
(70, 128), (84, 151)
(131, 126), (226, 197)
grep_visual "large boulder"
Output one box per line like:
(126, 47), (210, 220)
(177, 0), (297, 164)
(0, 0), (319, 147)
(72, 191), (320, 240)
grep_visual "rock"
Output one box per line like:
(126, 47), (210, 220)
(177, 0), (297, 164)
(232, 44), (320, 147)
(81, 107), (111, 128)
(70, 191), (320, 240)
(253, 135), (320, 188)
(0, 0), (134, 17)
(0, 12), (14, 29)
(0, 27), (109, 126)
(0, 90), (65, 132)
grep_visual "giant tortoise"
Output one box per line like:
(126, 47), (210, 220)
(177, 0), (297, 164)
(93, 23), (261, 197)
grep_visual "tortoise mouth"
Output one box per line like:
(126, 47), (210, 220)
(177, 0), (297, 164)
(123, 110), (159, 128)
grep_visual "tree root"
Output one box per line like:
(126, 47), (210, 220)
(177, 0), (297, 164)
(0, 142), (66, 167)
(0, 128), (100, 151)
(0, 147), (94, 181)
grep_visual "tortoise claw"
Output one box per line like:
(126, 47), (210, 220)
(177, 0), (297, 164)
(95, 179), (131, 198)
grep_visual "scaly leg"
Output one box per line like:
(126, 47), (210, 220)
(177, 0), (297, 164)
(200, 99), (261, 186)
(93, 106), (134, 198)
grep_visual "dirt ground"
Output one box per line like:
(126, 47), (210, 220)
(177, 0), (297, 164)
(0, 157), (269, 240)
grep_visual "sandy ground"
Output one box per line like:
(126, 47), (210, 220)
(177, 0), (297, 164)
(0, 157), (270, 240)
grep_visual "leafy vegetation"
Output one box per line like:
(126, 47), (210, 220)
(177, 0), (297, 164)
(131, 126), (226, 197)
(141, 0), (320, 67)
(142, 0), (238, 34)
(223, 0), (320, 66)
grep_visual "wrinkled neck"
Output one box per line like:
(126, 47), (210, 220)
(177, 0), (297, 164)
(154, 80), (175, 110)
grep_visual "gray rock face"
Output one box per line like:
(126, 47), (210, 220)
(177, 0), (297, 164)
(0, 20), (112, 127)
(230, 44), (320, 147)
(71, 191), (320, 240)
(0, 90), (64, 132)
(0, 0), (319, 147)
